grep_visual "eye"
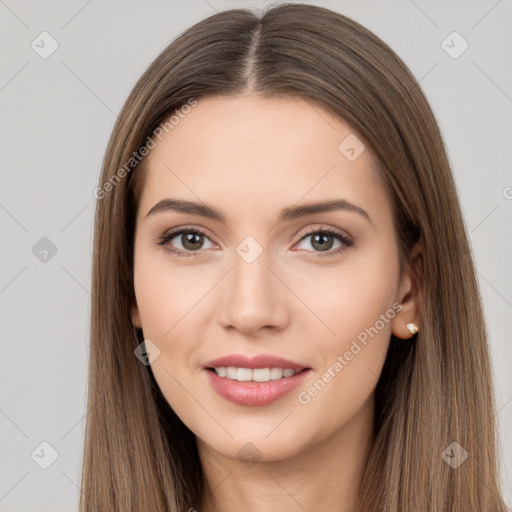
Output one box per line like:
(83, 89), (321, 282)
(294, 227), (353, 257)
(155, 225), (354, 258)
(155, 227), (215, 257)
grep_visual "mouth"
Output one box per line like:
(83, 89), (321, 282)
(202, 354), (312, 406)
(203, 361), (312, 406)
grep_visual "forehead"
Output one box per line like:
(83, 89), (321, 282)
(136, 94), (390, 227)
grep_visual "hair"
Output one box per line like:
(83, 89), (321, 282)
(81, 3), (509, 511)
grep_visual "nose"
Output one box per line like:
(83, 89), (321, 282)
(217, 249), (290, 336)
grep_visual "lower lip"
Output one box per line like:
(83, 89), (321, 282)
(204, 368), (311, 406)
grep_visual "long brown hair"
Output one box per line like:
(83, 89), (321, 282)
(81, 4), (509, 511)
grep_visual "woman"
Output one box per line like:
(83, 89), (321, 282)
(82, 3), (509, 511)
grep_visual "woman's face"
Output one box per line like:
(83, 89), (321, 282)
(131, 94), (417, 463)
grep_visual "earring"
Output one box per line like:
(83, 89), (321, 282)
(406, 323), (419, 335)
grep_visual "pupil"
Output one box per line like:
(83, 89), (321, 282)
(312, 233), (333, 251)
(183, 232), (203, 250)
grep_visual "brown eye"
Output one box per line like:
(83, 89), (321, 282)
(179, 231), (205, 251)
(295, 228), (353, 256)
(309, 232), (335, 251)
(156, 228), (215, 257)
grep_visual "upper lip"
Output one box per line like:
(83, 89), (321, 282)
(203, 354), (310, 371)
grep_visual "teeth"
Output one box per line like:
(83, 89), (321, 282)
(213, 366), (301, 382)
(254, 368), (271, 382)
(270, 368), (283, 380)
(237, 368), (252, 381)
(226, 367), (237, 379)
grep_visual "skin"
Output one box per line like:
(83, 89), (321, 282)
(131, 94), (422, 512)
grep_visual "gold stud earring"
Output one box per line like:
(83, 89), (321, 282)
(406, 323), (419, 335)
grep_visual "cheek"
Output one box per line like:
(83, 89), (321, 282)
(132, 247), (217, 393)
(133, 250), (209, 431)
(290, 246), (398, 409)
(291, 243), (399, 345)
(133, 241), (210, 339)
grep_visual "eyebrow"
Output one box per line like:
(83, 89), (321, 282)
(145, 197), (374, 226)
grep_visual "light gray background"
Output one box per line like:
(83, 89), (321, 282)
(1, 1), (511, 510)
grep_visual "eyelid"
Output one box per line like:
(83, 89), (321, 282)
(161, 224), (218, 240)
(295, 224), (353, 243)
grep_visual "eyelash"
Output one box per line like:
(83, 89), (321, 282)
(154, 226), (354, 258)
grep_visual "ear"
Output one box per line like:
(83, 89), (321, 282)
(391, 240), (423, 340)
(131, 301), (142, 329)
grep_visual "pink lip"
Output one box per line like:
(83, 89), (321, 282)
(204, 367), (312, 406)
(203, 354), (310, 371)
(202, 353), (312, 407)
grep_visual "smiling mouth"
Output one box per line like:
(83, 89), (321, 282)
(206, 366), (310, 382)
